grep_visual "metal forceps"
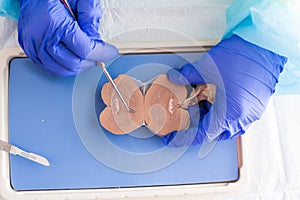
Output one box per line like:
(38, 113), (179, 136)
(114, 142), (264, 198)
(60, 0), (135, 113)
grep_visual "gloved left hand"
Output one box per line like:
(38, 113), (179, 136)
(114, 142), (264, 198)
(18, 0), (118, 76)
(162, 35), (287, 147)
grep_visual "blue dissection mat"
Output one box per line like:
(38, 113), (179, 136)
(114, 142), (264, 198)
(9, 53), (239, 191)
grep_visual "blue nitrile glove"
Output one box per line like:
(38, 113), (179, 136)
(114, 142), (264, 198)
(18, 0), (118, 76)
(162, 35), (287, 147)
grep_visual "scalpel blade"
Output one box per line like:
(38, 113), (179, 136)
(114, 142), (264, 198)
(0, 140), (50, 167)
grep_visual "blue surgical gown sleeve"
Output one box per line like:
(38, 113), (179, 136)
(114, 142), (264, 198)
(0, 0), (20, 21)
(223, 0), (300, 94)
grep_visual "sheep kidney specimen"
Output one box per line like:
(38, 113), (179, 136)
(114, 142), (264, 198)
(100, 74), (144, 134)
(144, 75), (190, 136)
(99, 74), (190, 136)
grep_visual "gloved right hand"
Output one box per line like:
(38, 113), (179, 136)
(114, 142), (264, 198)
(18, 0), (118, 76)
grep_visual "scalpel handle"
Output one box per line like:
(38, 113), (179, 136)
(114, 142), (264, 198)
(0, 140), (11, 152)
(0, 140), (50, 167)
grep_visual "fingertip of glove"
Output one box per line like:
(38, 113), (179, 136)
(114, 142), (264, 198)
(87, 41), (119, 61)
(100, 42), (119, 61)
(167, 69), (190, 85)
(162, 127), (202, 147)
(161, 131), (178, 146)
(106, 43), (119, 58)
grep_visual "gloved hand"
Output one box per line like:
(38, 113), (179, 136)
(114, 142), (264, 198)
(162, 35), (287, 147)
(18, 0), (118, 76)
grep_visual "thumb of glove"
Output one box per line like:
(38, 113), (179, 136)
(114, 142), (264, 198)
(167, 63), (206, 86)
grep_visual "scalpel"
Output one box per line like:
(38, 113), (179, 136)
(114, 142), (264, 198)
(0, 139), (50, 167)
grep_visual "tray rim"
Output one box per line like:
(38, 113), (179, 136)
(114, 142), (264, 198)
(0, 46), (249, 200)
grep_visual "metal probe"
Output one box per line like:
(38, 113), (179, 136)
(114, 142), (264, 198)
(97, 62), (135, 113)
